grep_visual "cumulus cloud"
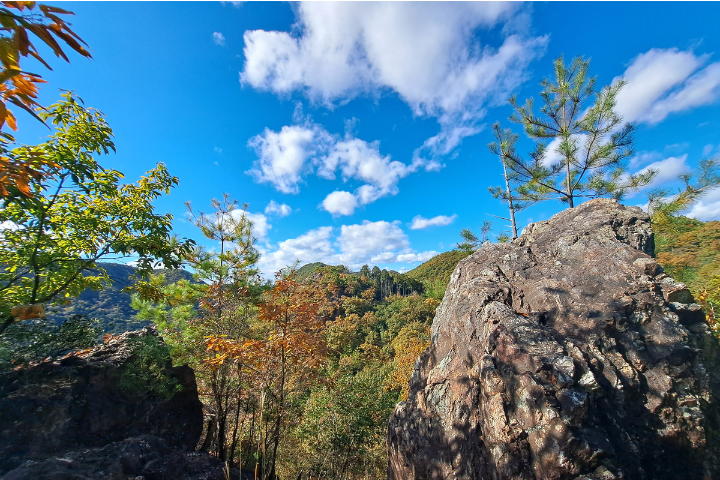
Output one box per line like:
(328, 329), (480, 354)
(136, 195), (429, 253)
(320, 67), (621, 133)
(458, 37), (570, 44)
(213, 32), (226, 46)
(248, 122), (424, 214)
(264, 200), (292, 217)
(336, 221), (409, 266)
(322, 191), (358, 216)
(247, 125), (327, 194)
(410, 214), (457, 230)
(242, 2), (547, 157)
(615, 48), (720, 125)
(256, 220), (436, 275)
(258, 226), (335, 274)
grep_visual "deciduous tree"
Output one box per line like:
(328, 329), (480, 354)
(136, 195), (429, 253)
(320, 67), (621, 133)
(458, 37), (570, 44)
(0, 92), (193, 335)
(0, 2), (92, 197)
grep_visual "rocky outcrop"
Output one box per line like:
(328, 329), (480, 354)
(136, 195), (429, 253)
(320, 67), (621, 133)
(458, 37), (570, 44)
(388, 199), (720, 480)
(1, 435), (240, 480)
(0, 326), (215, 478)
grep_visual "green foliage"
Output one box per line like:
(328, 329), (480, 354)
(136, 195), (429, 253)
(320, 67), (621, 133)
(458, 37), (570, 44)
(406, 250), (472, 299)
(648, 157), (720, 326)
(648, 157), (720, 226)
(0, 315), (100, 370)
(375, 294), (436, 347)
(293, 367), (397, 478)
(295, 262), (328, 280)
(0, 92), (194, 335)
(654, 216), (720, 325)
(504, 56), (655, 208)
(118, 334), (181, 400)
(457, 220), (494, 252)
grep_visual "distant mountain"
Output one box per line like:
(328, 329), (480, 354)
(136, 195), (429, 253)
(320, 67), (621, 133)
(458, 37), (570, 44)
(46, 262), (195, 334)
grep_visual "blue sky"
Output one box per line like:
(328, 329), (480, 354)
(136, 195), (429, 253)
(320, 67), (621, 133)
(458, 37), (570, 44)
(16, 1), (720, 276)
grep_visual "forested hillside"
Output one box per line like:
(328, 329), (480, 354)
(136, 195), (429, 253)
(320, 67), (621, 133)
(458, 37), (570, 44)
(46, 263), (195, 333)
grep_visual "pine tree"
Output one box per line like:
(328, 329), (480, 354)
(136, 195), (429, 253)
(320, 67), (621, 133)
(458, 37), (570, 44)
(505, 56), (656, 208)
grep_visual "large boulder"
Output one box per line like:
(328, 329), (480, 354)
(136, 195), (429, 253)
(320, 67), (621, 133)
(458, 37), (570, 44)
(0, 326), (204, 476)
(388, 199), (720, 480)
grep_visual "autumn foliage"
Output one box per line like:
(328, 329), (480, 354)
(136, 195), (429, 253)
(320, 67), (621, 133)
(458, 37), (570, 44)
(0, 2), (92, 197)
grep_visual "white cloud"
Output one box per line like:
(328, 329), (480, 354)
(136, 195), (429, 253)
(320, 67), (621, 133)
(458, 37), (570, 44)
(636, 155), (691, 190)
(321, 191), (358, 216)
(337, 220), (410, 266)
(258, 226), (336, 274)
(228, 210), (270, 240)
(321, 139), (416, 196)
(213, 32), (226, 47)
(248, 122), (424, 213)
(410, 214), (457, 230)
(242, 3), (547, 157)
(256, 220), (437, 276)
(396, 251), (438, 263)
(247, 125), (326, 194)
(615, 48), (720, 125)
(624, 155), (692, 200)
(214, 146), (222, 154)
(686, 185), (720, 221)
(264, 200), (292, 217)
(629, 151), (662, 170)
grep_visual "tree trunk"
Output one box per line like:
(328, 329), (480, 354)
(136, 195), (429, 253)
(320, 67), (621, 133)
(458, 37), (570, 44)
(502, 162), (518, 239)
(228, 372), (243, 463)
(268, 347), (286, 480)
(200, 418), (215, 453)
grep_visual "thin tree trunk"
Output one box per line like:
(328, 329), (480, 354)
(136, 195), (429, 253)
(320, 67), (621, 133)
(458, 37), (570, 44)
(200, 418), (215, 453)
(566, 157), (574, 208)
(502, 162), (518, 238)
(256, 388), (265, 480)
(268, 346), (286, 480)
(228, 368), (243, 463)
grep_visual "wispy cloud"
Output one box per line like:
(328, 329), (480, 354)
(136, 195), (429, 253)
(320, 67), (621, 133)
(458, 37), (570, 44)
(213, 32), (226, 47)
(615, 48), (720, 125)
(410, 214), (457, 230)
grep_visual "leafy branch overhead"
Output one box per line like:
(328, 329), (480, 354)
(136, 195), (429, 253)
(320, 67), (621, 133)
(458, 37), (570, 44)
(0, 1), (92, 197)
(0, 92), (194, 335)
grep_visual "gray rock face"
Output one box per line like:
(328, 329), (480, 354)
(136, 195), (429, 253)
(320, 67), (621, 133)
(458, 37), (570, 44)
(387, 199), (720, 480)
(0, 326), (204, 477)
